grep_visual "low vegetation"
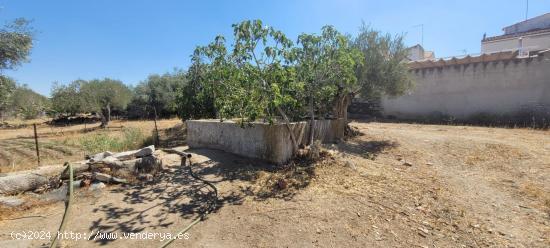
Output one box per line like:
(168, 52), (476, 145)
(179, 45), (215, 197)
(0, 119), (179, 172)
(64, 127), (153, 154)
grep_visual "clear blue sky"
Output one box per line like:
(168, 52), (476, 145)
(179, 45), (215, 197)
(1, 0), (549, 96)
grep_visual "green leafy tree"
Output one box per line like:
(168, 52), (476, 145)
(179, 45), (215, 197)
(295, 26), (359, 144)
(176, 20), (412, 153)
(0, 18), (33, 70)
(345, 24), (412, 119)
(130, 69), (186, 119)
(51, 80), (86, 116)
(214, 20), (302, 151)
(10, 84), (50, 119)
(80, 78), (132, 127)
(0, 76), (16, 121)
(177, 48), (216, 120)
(0, 18), (34, 121)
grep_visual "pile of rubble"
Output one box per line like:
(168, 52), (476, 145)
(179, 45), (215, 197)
(0, 145), (163, 207)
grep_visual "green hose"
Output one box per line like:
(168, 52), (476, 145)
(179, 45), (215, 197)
(159, 216), (201, 248)
(47, 154), (216, 248)
(50, 162), (74, 248)
(159, 151), (218, 248)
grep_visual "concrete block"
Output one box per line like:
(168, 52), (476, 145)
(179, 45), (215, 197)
(187, 119), (345, 164)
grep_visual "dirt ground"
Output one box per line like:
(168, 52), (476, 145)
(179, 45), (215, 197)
(0, 121), (548, 247)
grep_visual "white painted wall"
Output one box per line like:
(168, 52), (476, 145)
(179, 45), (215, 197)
(503, 13), (550, 34)
(407, 45), (424, 61)
(482, 31), (550, 54)
(381, 55), (550, 120)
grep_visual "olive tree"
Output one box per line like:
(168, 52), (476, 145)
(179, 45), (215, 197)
(0, 18), (33, 70)
(80, 78), (132, 127)
(10, 85), (49, 119)
(339, 24), (412, 120)
(0, 76), (16, 121)
(0, 18), (34, 120)
(130, 70), (185, 119)
(51, 80), (86, 116)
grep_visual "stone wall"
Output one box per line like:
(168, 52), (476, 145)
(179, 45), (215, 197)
(187, 119), (345, 164)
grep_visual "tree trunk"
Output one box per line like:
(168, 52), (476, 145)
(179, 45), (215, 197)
(333, 90), (354, 121)
(276, 106), (299, 153)
(0, 163), (90, 195)
(308, 94), (315, 146)
(99, 104), (111, 128)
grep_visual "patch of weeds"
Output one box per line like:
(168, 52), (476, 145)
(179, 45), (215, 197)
(78, 127), (152, 153)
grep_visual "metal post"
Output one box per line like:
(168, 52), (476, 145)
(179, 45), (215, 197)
(33, 124), (40, 166)
(525, 0), (529, 20)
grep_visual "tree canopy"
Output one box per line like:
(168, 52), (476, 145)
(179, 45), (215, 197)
(128, 70), (186, 119)
(10, 84), (50, 119)
(51, 80), (86, 116)
(0, 18), (35, 121)
(51, 78), (132, 126)
(172, 20), (412, 150)
(0, 18), (33, 70)
(175, 20), (411, 125)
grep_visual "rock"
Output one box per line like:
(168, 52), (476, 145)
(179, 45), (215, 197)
(89, 182), (105, 191)
(135, 155), (163, 173)
(138, 173), (154, 182)
(418, 227), (429, 237)
(0, 196), (25, 207)
(403, 162), (413, 166)
(135, 145), (155, 157)
(89, 151), (114, 162)
(73, 180), (83, 188)
(90, 155), (162, 176)
(112, 145), (155, 161)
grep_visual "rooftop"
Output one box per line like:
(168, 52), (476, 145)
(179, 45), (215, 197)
(407, 49), (549, 70)
(503, 13), (550, 34)
(482, 27), (550, 42)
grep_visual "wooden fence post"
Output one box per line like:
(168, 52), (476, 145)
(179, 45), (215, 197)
(153, 107), (160, 146)
(33, 124), (40, 166)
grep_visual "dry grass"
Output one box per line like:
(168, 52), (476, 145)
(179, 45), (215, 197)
(0, 118), (183, 172)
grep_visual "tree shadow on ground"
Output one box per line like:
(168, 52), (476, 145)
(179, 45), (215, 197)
(88, 148), (282, 245)
(89, 139), (389, 245)
(335, 137), (398, 160)
(188, 149), (313, 201)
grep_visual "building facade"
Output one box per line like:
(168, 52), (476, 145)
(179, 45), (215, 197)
(482, 13), (550, 55)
